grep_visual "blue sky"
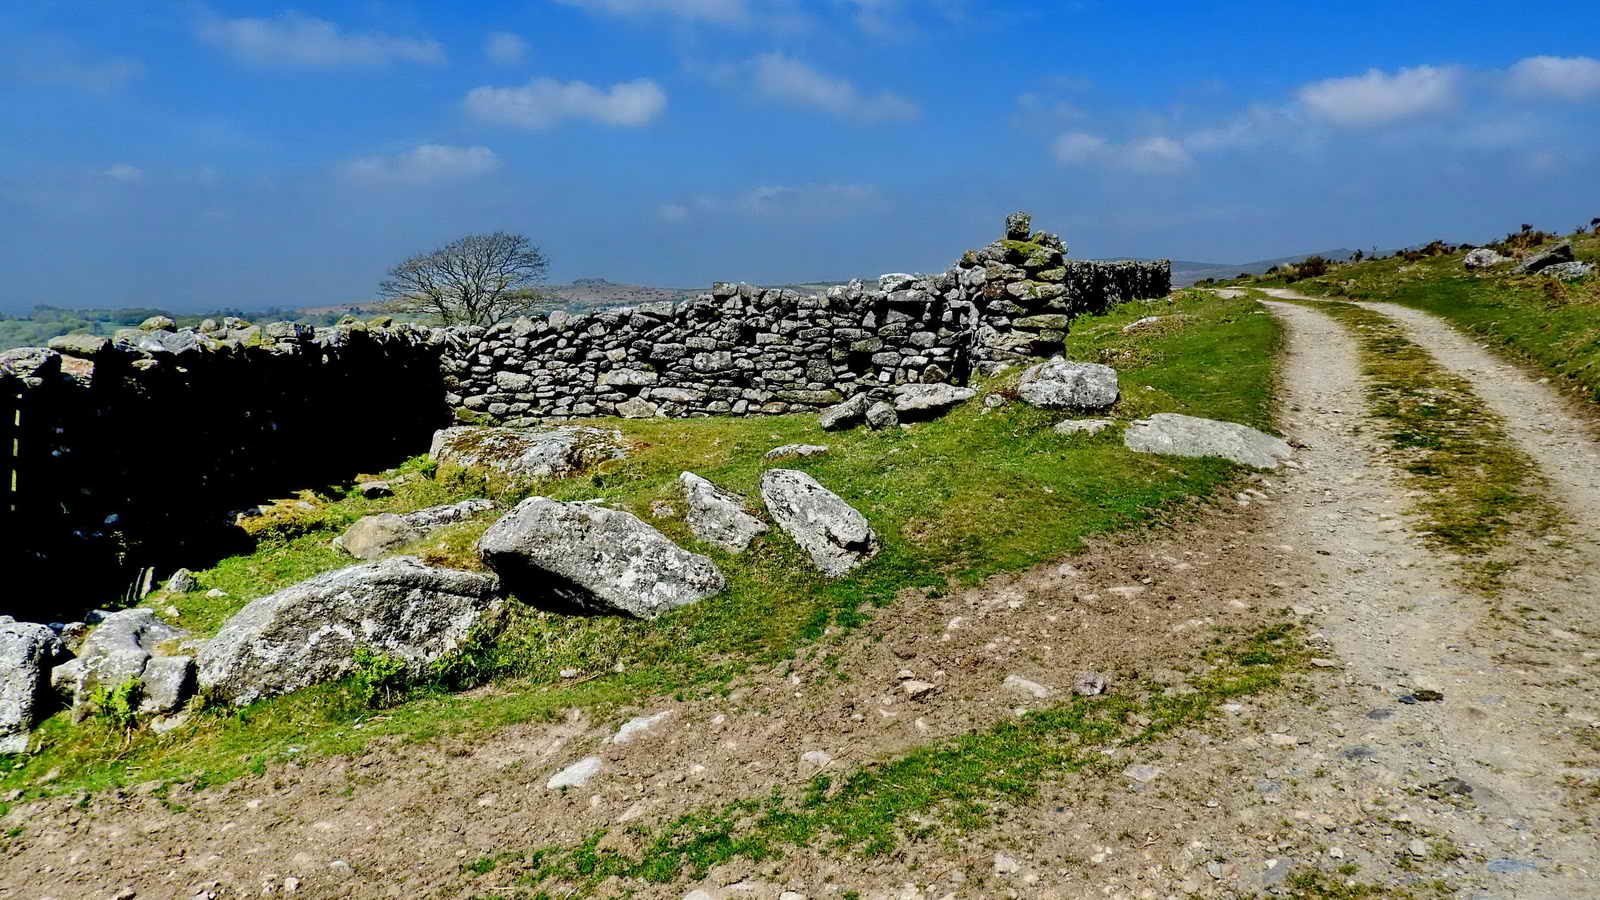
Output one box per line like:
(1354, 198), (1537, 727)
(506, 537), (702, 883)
(2, 1), (1598, 312)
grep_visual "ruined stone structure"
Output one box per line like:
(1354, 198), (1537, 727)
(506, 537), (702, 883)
(0, 214), (1167, 614)
(445, 214), (1170, 424)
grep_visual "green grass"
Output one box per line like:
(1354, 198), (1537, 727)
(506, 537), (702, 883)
(1, 289), (1281, 800)
(1269, 295), (1559, 587)
(469, 625), (1306, 896)
(1236, 232), (1600, 406)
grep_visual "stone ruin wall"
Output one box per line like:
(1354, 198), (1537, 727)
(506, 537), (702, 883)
(0, 323), (448, 619)
(0, 214), (1169, 615)
(445, 217), (1171, 425)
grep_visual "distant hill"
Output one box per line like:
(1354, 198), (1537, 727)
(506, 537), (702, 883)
(1168, 251), (1358, 287)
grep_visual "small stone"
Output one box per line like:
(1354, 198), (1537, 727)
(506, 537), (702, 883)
(1002, 674), (1053, 699)
(1310, 657), (1339, 668)
(1408, 838), (1428, 858)
(1123, 764), (1162, 783)
(1328, 847), (1345, 859)
(903, 680), (935, 699)
(1413, 688), (1444, 702)
(865, 400), (899, 430)
(993, 852), (1023, 875)
(1267, 733), (1299, 747)
(205, 589), (227, 599)
(283, 878), (300, 893)
(1072, 671), (1109, 696)
(1486, 858), (1536, 874)
(548, 756), (603, 789)
(800, 750), (833, 769)
(1053, 418), (1112, 436)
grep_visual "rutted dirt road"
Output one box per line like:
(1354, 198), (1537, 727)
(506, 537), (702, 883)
(4, 293), (1600, 899)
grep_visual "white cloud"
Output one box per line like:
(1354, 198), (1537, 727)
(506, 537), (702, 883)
(102, 164), (144, 183)
(1508, 56), (1600, 100)
(485, 32), (529, 66)
(1052, 131), (1108, 164)
(1125, 136), (1192, 173)
(667, 183), (886, 220)
(1051, 132), (1190, 174)
(464, 77), (666, 128)
(195, 11), (445, 68)
(13, 45), (144, 93)
(710, 53), (918, 123)
(1297, 65), (1461, 127)
(552, 0), (751, 25)
(340, 145), (501, 186)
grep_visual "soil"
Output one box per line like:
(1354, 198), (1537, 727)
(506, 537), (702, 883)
(5, 293), (1600, 899)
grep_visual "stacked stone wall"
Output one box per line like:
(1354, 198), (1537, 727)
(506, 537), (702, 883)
(0, 322), (448, 619)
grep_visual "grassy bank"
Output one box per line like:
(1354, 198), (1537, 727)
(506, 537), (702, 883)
(1, 289), (1280, 799)
(1234, 232), (1600, 404)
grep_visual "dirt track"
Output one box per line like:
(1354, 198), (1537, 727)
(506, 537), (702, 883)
(5, 294), (1600, 899)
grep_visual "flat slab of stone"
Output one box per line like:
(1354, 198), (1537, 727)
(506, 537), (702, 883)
(1541, 261), (1593, 281)
(197, 556), (503, 706)
(334, 499), (495, 560)
(760, 469), (880, 577)
(1017, 360), (1120, 411)
(478, 497), (725, 618)
(1, 618), (62, 753)
(766, 444), (829, 460)
(1516, 240), (1574, 274)
(679, 472), (767, 552)
(1123, 413), (1291, 469)
(893, 383), (976, 419)
(1054, 418), (1113, 436)
(430, 426), (627, 481)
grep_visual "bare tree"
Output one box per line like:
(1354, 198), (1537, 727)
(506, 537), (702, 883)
(379, 232), (552, 327)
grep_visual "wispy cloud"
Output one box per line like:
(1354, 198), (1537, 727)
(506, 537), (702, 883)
(1297, 65), (1461, 127)
(1507, 55), (1600, 101)
(703, 53), (918, 123)
(194, 11), (445, 69)
(552, 0), (752, 26)
(663, 183), (887, 221)
(485, 32), (529, 67)
(464, 77), (667, 128)
(9, 40), (144, 93)
(101, 164), (145, 183)
(1051, 132), (1191, 174)
(340, 145), (500, 186)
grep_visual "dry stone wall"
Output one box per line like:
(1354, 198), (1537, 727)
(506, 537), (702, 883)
(0, 213), (1168, 615)
(445, 214), (1171, 425)
(0, 321), (449, 620)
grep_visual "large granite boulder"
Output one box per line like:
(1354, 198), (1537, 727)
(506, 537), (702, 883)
(1, 618), (62, 753)
(478, 498), (725, 618)
(50, 608), (187, 715)
(760, 469), (880, 577)
(197, 557), (503, 706)
(1542, 261), (1594, 281)
(334, 498), (496, 560)
(893, 384), (976, 420)
(1123, 413), (1292, 469)
(430, 426), (627, 481)
(679, 472), (767, 552)
(1516, 241), (1575, 274)
(1462, 248), (1508, 270)
(1017, 361), (1120, 411)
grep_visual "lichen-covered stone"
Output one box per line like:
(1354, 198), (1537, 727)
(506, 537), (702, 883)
(760, 469), (880, 577)
(1123, 413), (1292, 469)
(1017, 360), (1120, 411)
(478, 497), (725, 618)
(430, 425), (627, 480)
(1, 618), (62, 753)
(334, 499), (496, 560)
(679, 472), (767, 552)
(197, 557), (503, 706)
